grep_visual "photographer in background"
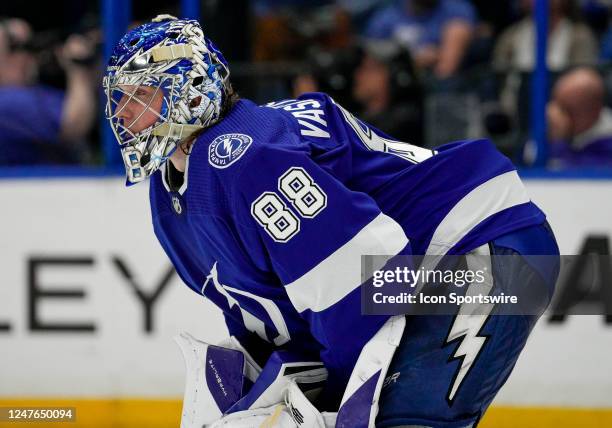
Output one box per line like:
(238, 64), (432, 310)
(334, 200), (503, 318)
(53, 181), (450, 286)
(0, 18), (98, 165)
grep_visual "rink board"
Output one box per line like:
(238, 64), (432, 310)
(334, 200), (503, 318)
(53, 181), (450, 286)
(0, 177), (610, 426)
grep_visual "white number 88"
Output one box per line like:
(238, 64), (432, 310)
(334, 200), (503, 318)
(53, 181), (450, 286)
(251, 167), (327, 242)
(251, 192), (300, 242)
(278, 167), (327, 218)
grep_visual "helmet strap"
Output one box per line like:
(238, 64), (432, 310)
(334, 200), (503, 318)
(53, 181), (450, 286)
(152, 122), (203, 139)
(151, 44), (194, 62)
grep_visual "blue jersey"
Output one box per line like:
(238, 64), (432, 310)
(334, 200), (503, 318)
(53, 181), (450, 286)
(149, 92), (545, 405)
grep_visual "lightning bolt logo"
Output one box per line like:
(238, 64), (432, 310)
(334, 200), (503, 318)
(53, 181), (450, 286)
(221, 137), (234, 155)
(209, 133), (252, 168)
(444, 246), (494, 405)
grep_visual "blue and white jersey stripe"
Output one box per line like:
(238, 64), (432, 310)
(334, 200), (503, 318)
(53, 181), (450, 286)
(284, 213), (408, 314)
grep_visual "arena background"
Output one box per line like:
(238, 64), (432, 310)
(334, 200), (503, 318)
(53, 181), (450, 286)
(1, 0), (611, 427)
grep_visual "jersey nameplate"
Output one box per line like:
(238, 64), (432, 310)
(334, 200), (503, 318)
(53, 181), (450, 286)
(267, 99), (331, 139)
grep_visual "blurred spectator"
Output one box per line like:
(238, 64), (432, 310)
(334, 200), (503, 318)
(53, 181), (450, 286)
(363, 0), (476, 79)
(352, 40), (423, 144)
(464, 0), (517, 67)
(470, 0), (517, 37)
(598, 4), (612, 61)
(546, 67), (612, 166)
(579, 0), (610, 38)
(252, 1), (351, 62)
(600, 29), (612, 61)
(292, 45), (362, 110)
(0, 18), (97, 165)
(493, 0), (597, 72)
(293, 73), (320, 97)
(335, 0), (392, 35)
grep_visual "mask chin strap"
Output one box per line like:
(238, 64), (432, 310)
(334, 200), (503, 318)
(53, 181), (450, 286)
(152, 122), (203, 139)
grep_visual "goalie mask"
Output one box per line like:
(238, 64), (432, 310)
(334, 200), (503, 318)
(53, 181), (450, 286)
(103, 15), (230, 184)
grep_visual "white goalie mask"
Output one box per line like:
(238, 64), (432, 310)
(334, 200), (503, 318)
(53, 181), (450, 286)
(102, 15), (231, 184)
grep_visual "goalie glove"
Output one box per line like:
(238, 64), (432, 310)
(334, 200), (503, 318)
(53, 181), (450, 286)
(177, 315), (405, 428)
(226, 351), (327, 413)
(176, 332), (327, 428)
(175, 332), (261, 428)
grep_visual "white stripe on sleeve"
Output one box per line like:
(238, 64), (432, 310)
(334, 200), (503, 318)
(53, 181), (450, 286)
(425, 170), (530, 256)
(285, 213), (409, 313)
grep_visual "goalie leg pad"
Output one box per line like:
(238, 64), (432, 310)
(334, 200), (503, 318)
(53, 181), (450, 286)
(208, 404), (298, 428)
(176, 332), (256, 428)
(336, 315), (406, 428)
(376, 228), (559, 427)
(209, 379), (337, 428)
(228, 350), (327, 413)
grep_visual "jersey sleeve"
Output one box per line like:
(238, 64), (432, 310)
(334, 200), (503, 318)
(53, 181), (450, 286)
(223, 311), (279, 369)
(232, 141), (410, 405)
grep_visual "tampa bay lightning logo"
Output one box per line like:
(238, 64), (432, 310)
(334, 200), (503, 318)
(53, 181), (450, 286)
(208, 133), (253, 169)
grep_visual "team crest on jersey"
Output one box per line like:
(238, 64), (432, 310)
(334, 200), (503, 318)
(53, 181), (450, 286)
(208, 133), (252, 169)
